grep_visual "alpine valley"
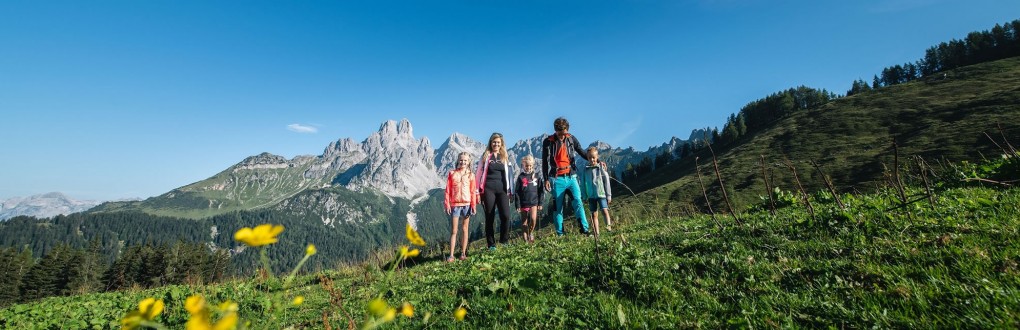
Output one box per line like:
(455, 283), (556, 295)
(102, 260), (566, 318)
(1, 118), (702, 271)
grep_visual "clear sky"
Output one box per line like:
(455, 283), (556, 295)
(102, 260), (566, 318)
(2, 1), (1018, 201)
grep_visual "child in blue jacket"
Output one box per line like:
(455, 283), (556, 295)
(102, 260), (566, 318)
(579, 147), (613, 237)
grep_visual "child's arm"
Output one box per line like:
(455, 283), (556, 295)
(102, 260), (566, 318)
(470, 173), (478, 214)
(579, 169), (589, 200)
(444, 172), (453, 213)
(513, 177), (522, 209)
(537, 176), (546, 208)
(602, 168), (612, 203)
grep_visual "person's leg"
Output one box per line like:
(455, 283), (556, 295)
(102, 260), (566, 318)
(567, 176), (590, 233)
(484, 190), (497, 248)
(552, 177), (568, 235)
(518, 211), (526, 242)
(528, 207), (539, 242)
(449, 214), (460, 260)
(588, 199), (600, 237)
(603, 207), (613, 231)
(497, 191), (512, 244)
(460, 216), (471, 258)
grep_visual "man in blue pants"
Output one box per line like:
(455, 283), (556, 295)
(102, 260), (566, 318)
(542, 117), (592, 236)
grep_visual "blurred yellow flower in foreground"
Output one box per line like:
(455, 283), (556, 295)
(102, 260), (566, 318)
(454, 307), (467, 321)
(292, 296), (305, 306)
(368, 298), (389, 318)
(305, 244), (317, 256)
(120, 297), (164, 330)
(399, 302), (414, 318)
(399, 246), (420, 259)
(406, 224), (426, 246)
(185, 295), (239, 330)
(234, 224), (284, 247)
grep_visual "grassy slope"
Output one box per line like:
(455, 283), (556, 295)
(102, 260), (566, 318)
(623, 56), (1020, 210)
(93, 160), (331, 219)
(3, 184), (1018, 328)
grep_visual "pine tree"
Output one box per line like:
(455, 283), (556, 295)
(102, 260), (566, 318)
(0, 247), (31, 306)
(66, 239), (105, 295)
(20, 245), (73, 301)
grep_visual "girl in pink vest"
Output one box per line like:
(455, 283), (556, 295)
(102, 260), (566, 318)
(444, 152), (478, 261)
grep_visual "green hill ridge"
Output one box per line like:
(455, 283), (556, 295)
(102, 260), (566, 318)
(622, 56), (1020, 212)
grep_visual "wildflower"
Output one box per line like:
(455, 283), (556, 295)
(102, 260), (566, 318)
(406, 224), (426, 246)
(186, 312), (238, 330)
(218, 301), (238, 313)
(305, 244), (317, 256)
(121, 297), (164, 330)
(454, 307), (467, 321)
(399, 245), (420, 259)
(292, 296), (305, 306)
(185, 295), (239, 330)
(382, 308), (397, 322)
(368, 298), (389, 318)
(234, 224), (285, 247)
(399, 302), (414, 318)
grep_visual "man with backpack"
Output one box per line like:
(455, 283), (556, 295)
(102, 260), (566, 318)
(542, 117), (593, 236)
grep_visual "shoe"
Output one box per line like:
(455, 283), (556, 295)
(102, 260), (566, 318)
(446, 257), (454, 263)
(489, 246), (496, 251)
(606, 225), (612, 232)
(459, 255), (467, 261)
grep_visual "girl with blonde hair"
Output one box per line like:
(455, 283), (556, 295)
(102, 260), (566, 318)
(444, 152), (478, 261)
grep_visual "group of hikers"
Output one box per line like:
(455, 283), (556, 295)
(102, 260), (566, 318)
(442, 117), (614, 262)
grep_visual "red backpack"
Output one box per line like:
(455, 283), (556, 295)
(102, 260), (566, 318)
(551, 134), (573, 175)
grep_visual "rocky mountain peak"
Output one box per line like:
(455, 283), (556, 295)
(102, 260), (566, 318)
(235, 152), (291, 171)
(589, 140), (614, 150)
(378, 119), (414, 137)
(435, 132), (485, 175)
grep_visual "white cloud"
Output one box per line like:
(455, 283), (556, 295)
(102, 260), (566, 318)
(287, 124), (318, 134)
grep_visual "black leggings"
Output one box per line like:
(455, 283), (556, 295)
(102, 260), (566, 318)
(483, 189), (512, 247)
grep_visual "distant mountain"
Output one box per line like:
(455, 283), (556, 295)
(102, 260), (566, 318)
(0, 192), (102, 220)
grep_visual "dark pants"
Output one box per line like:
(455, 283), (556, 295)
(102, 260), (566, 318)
(483, 188), (511, 247)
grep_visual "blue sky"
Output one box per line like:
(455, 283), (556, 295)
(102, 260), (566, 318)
(2, 0), (1018, 201)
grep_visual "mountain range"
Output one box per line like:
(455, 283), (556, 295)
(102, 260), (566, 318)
(91, 118), (700, 220)
(0, 193), (102, 221)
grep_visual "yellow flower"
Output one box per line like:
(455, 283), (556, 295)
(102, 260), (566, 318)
(234, 224), (285, 247)
(405, 224), (426, 246)
(382, 308), (397, 322)
(185, 295), (239, 330)
(186, 312), (238, 330)
(305, 244), (317, 256)
(217, 301), (238, 313)
(139, 298), (164, 320)
(121, 298), (164, 330)
(368, 298), (389, 318)
(185, 295), (207, 315)
(454, 307), (467, 321)
(292, 296), (305, 306)
(121, 314), (144, 330)
(399, 302), (414, 318)
(399, 245), (420, 259)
